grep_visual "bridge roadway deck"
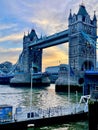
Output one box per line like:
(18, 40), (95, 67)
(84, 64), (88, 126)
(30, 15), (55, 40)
(28, 29), (69, 49)
(0, 104), (88, 130)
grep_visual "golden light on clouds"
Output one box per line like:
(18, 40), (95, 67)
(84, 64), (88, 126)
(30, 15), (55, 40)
(1, 55), (19, 64)
(9, 56), (19, 64)
(0, 33), (23, 42)
(42, 43), (68, 71)
(0, 0), (97, 67)
(0, 47), (22, 64)
(0, 47), (21, 53)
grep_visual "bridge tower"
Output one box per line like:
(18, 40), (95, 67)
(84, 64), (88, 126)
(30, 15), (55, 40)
(68, 4), (97, 71)
(22, 29), (42, 73)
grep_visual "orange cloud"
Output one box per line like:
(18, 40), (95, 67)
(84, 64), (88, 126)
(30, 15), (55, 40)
(0, 33), (23, 42)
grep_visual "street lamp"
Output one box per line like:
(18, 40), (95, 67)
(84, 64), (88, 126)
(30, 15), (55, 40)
(30, 67), (33, 118)
(68, 65), (70, 102)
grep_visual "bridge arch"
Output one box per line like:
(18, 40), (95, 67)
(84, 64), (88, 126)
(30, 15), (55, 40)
(81, 60), (94, 71)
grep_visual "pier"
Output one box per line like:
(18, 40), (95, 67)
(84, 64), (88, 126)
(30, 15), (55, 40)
(0, 98), (89, 130)
(0, 113), (88, 130)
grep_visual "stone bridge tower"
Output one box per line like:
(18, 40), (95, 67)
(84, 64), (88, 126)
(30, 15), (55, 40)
(68, 4), (97, 72)
(22, 29), (42, 73)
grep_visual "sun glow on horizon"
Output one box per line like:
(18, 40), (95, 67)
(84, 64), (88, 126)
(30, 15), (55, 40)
(42, 43), (68, 72)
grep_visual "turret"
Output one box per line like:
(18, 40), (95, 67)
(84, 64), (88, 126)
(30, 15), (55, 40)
(23, 32), (26, 41)
(28, 29), (38, 41)
(68, 3), (97, 72)
(68, 9), (72, 25)
(77, 4), (88, 22)
(93, 11), (97, 26)
(23, 33), (30, 43)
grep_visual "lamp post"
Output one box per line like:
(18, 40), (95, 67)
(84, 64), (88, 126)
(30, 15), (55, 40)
(30, 67), (33, 118)
(76, 91), (78, 104)
(68, 66), (70, 102)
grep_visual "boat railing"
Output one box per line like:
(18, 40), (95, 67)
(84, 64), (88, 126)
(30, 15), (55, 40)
(79, 95), (90, 104)
(14, 101), (88, 122)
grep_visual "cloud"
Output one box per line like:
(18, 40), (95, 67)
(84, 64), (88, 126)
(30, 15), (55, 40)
(0, 23), (17, 31)
(0, 0), (98, 70)
(28, 1), (68, 35)
(0, 32), (23, 42)
(0, 47), (22, 64)
(0, 47), (21, 53)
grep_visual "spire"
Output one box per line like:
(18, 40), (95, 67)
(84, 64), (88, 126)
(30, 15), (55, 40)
(93, 11), (97, 21)
(69, 9), (72, 19)
(28, 30), (29, 36)
(77, 4), (88, 16)
(81, 0), (84, 6)
(23, 32), (26, 40)
(29, 28), (38, 41)
(31, 28), (35, 32)
(24, 32), (25, 36)
(40, 33), (43, 39)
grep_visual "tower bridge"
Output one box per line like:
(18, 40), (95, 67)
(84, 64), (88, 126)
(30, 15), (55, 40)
(10, 4), (98, 93)
(20, 4), (97, 73)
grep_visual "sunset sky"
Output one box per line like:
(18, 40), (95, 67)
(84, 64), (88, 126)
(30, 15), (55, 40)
(0, 0), (98, 71)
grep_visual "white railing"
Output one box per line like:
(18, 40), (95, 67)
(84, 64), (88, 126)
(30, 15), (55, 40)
(14, 103), (87, 122)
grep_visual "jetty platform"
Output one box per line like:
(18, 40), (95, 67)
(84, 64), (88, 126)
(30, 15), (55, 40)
(0, 102), (89, 130)
(0, 112), (88, 130)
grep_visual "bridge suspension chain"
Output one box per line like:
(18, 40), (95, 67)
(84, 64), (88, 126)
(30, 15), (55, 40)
(81, 31), (98, 49)
(6, 51), (24, 75)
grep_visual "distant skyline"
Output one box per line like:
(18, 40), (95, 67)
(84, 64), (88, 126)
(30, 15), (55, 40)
(0, 0), (98, 71)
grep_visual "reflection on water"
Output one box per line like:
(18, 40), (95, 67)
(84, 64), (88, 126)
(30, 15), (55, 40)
(0, 84), (88, 130)
(37, 121), (88, 130)
(28, 121), (88, 130)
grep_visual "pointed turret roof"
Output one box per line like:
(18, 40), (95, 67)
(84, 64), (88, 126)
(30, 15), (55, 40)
(23, 32), (26, 40)
(29, 29), (38, 41)
(93, 11), (97, 21)
(77, 4), (88, 16)
(69, 9), (72, 19)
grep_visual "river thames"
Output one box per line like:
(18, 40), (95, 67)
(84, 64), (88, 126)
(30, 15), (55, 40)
(0, 84), (88, 130)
